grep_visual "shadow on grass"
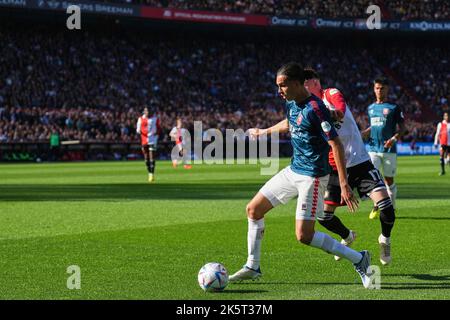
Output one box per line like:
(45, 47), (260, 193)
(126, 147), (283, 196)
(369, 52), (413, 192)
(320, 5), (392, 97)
(0, 183), (262, 201)
(215, 289), (269, 294)
(396, 217), (450, 221)
(386, 274), (450, 281)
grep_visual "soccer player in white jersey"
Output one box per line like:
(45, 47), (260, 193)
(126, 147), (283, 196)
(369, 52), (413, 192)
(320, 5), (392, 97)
(169, 117), (192, 169)
(136, 107), (161, 182)
(434, 112), (449, 176)
(229, 62), (373, 288)
(304, 68), (396, 265)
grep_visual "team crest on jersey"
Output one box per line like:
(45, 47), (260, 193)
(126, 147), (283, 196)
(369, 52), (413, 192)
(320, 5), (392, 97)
(296, 114), (303, 125)
(383, 108), (390, 115)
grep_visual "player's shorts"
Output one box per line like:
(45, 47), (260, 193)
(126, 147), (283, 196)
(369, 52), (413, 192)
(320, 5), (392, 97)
(441, 145), (450, 153)
(141, 136), (158, 151)
(259, 166), (329, 221)
(368, 151), (397, 177)
(324, 160), (386, 206)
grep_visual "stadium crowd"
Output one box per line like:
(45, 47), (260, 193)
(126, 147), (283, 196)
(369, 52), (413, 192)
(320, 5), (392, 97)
(0, 25), (446, 145)
(107, 0), (450, 20)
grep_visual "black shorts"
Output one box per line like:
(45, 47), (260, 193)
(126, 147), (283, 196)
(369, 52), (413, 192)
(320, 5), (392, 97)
(441, 145), (450, 153)
(324, 160), (386, 206)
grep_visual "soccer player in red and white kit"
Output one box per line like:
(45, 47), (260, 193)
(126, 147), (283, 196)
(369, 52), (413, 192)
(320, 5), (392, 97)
(304, 68), (395, 265)
(434, 112), (450, 176)
(169, 117), (192, 169)
(136, 107), (161, 182)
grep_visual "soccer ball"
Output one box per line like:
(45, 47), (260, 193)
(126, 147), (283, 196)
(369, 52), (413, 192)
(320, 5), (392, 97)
(197, 262), (229, 292)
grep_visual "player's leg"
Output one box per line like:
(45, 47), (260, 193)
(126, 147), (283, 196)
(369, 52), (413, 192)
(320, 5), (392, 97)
(148, 143), (157, 182)
(358, 160), (394, 265)
(445, 146), (450, 166)
(370, 189), (395, 265)
(439, 146), (445, 175)
(294, 176), (372, 288)
(229, 168), (297, 282)
(318, 171), (356, 260)
(368, 152), (383, 219)
(142, 145), (151, 173)
(295, 176), (370, 282)
(382, 152), (398, 209)
(172, 144), (181, 168)
(181, 146), (192, 169)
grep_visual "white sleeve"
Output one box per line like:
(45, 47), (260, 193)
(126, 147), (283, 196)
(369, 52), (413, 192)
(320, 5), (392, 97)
(136, 118), (141, 134)
(434, 123), (441, 145)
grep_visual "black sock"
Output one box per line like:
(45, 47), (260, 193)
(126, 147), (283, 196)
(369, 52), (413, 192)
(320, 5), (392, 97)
(378, 198), (395, 238)
(145, 160), (151, 173)
(149, 160), (155, 174)
(441, 157), (445, 173)
(318, 213), (350, 240)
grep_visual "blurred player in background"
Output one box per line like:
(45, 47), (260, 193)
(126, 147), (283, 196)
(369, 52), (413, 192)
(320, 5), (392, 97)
(434, 112), (449, 176)
(169, 117), (192, 169)
(362, 78), (405, 219)
(136, 107), (161, 182)
(229, 62), (373, 288)
(304, 68), (395, 265)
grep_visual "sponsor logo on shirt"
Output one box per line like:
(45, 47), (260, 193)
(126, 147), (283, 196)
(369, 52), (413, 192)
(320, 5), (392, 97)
(383, 108), (390, 115)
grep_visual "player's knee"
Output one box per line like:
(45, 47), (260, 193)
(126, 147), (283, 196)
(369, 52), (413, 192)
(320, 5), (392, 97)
(317, 210), (334, 226)
(378, 198), (395, 224)
(296, 230), (313, 244)
(246, 203), (263, 220)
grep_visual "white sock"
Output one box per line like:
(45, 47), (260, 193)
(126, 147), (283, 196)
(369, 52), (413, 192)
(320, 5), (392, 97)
(246, 218), (264, 270)
(309, 231), (362, 264)
(386, 183), (397, 209)
(379, 234), (390, 244)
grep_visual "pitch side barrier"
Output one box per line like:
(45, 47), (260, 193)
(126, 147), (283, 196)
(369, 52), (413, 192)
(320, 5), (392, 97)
(1, 1), (450, 32)
(0, 140), (292, 162)
(0, 141), (439, 162)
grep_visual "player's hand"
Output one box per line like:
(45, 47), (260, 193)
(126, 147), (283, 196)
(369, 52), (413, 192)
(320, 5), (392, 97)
(248, 128), (263, 140)
(330, 110), (344, 121)
(340, 183), (359, 213)
(384, 138), (395, 148)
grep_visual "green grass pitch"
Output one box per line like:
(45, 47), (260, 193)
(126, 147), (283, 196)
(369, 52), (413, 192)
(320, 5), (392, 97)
(0, 156), (449, 300)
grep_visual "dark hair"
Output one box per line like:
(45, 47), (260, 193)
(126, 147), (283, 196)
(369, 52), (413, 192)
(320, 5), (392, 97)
(303, 67), (320, 81)
(373, 77), (389, 86)
(277, 62), (305, 83)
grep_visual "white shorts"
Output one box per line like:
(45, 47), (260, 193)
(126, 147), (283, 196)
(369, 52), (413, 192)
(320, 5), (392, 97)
(148, 136), (158, 151)
(368, 152), (397, 178)
(259, 166), (329, 221)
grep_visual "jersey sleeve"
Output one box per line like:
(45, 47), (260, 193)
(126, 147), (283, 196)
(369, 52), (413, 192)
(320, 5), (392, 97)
(325, 88), (346, 114)
(136, 118), (141, 134)
(308, 100), (338, 141)
(435, 123), (441, 145)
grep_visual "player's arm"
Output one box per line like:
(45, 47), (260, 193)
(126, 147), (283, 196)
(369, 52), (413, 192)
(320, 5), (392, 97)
(136, 118), (141, 134)
(248, 119), (289, 138)
(169, 128), (176, 140)
(326, 89), (346, 121)
(328, 137), (359, 212)
(361, 126), (371, 140)
(434, 123), (441, 146)
(384, 107), (406, 148)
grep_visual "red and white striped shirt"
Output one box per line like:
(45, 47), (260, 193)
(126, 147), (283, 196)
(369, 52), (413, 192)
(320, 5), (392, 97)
(435, 120), (449, 146)
(136, 115), (161, 145)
